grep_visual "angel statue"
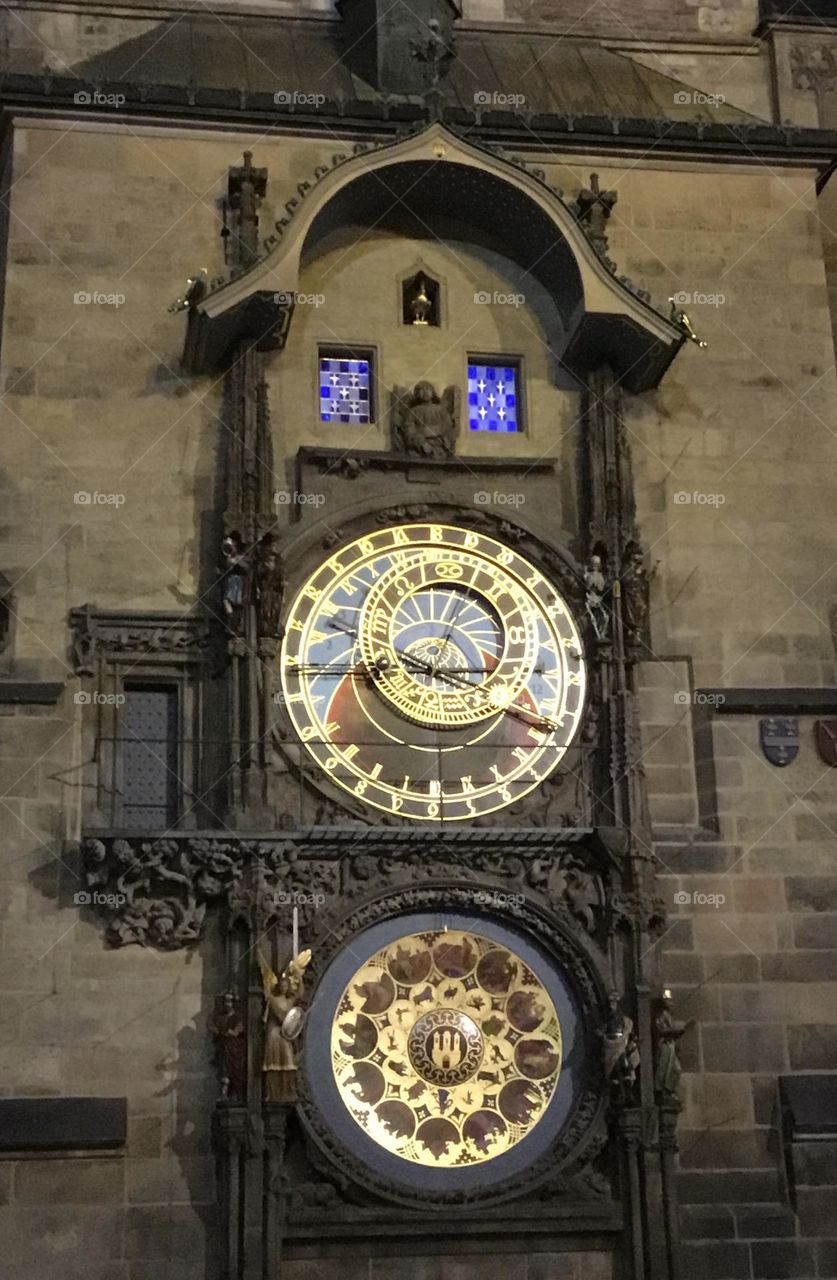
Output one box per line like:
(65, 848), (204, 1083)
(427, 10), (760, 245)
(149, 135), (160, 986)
(391, 381), (460, 458)
(258, 946), (312, 1102)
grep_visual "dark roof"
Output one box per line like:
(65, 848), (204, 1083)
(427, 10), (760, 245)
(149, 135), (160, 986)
(67, 16), (761, 124)
(760, 0), (837, 25)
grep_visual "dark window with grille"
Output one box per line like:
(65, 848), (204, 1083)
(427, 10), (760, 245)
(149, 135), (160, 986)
(120, 684), (179, 829)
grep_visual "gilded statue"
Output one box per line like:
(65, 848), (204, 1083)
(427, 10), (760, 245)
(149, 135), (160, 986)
(391, 381), (460, 458)
(258, 946), (312, 1102)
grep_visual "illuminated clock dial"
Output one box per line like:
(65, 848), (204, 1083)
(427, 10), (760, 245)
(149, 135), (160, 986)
(280, 522), (585, 821)
(330, 929), (563, 1168)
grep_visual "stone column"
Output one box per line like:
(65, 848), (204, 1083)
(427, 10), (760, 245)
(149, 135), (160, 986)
(582, 364), (675, 1280)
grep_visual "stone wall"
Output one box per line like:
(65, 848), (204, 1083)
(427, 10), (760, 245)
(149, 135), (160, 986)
(0, 700), (220, 1280)
(502, 0), (758, 38)
(614, 161), (837, 1275)
(0, 0), (762, 53)
(281, 1254), (613, 1279)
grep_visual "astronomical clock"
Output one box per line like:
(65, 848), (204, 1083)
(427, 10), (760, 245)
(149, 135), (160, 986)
(279, 521), (586, 823)
(233, 497), (626, 1224)
(78, 121), (680, 1280)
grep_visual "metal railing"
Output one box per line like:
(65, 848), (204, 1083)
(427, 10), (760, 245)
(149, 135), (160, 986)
(88, 733), (589, 831)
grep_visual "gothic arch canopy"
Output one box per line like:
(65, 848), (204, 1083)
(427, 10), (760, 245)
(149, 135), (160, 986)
(182, 123), (684, 391)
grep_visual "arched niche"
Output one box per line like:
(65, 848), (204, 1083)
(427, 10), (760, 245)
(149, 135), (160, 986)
(183, 124), (684, 392)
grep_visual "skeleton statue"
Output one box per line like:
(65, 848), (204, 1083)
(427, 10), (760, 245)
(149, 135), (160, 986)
(258, 946), (312, 1102)
(391, 381), (460, 458)
(584, 554), (610, 640)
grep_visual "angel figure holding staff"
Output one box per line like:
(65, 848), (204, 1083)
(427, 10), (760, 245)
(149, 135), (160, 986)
(258, 945), (312, 1102)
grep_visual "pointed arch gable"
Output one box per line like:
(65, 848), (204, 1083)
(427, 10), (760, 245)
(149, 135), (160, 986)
(183, 124), (683, 390)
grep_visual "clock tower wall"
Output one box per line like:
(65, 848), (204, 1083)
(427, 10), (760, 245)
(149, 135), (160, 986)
(272, 225), (579, 475)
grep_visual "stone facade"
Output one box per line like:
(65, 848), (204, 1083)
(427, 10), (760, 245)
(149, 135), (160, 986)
(1, 2), (837, 1279)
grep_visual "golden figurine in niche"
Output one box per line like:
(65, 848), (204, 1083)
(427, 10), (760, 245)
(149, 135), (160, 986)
(409, 276), (433, 325)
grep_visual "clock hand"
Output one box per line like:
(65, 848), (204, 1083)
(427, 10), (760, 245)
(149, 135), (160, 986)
(323, 619), (555, 721)
(327, 618), (359, 639)
(387, 648), (560, 732)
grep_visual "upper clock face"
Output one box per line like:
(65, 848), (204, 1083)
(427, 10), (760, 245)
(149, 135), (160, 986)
(280, 522), (585, 821)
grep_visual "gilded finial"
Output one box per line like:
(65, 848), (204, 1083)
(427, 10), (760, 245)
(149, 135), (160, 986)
(669, 297), (707, 348)
(168, 268), (208, 314)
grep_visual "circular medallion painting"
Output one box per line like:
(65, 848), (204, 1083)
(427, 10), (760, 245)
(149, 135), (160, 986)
(330, 929), (563, 1167)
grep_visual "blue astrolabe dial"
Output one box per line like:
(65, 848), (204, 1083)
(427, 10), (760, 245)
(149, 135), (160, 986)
(279, 523), (586, 822)
(390, 585), (503, 692)
(359, 556), (535, 730)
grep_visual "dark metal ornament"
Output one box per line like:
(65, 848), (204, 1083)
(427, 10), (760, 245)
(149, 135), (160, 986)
(759, 716), (799, 766)
(815, 718), (837, 766)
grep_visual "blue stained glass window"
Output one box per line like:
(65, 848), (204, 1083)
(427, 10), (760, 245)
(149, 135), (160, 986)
(319, 355), (372, 424)
(467, 362), (520, 432)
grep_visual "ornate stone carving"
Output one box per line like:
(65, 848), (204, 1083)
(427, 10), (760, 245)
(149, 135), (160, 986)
(791, 43), (837, 98)
(526, 852), (606, 937)
(610, 885), (667, 936)
(390, 381), (460, 457)
(69, 605), (212, 675)
(572, 173), (617, 261)
(79, 829), (614, 950)
(225, 150), (268, 271)
(409, 17), (453, 117)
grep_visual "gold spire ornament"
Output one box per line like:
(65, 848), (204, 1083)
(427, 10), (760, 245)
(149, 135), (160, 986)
(668, 297), (708, 348)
